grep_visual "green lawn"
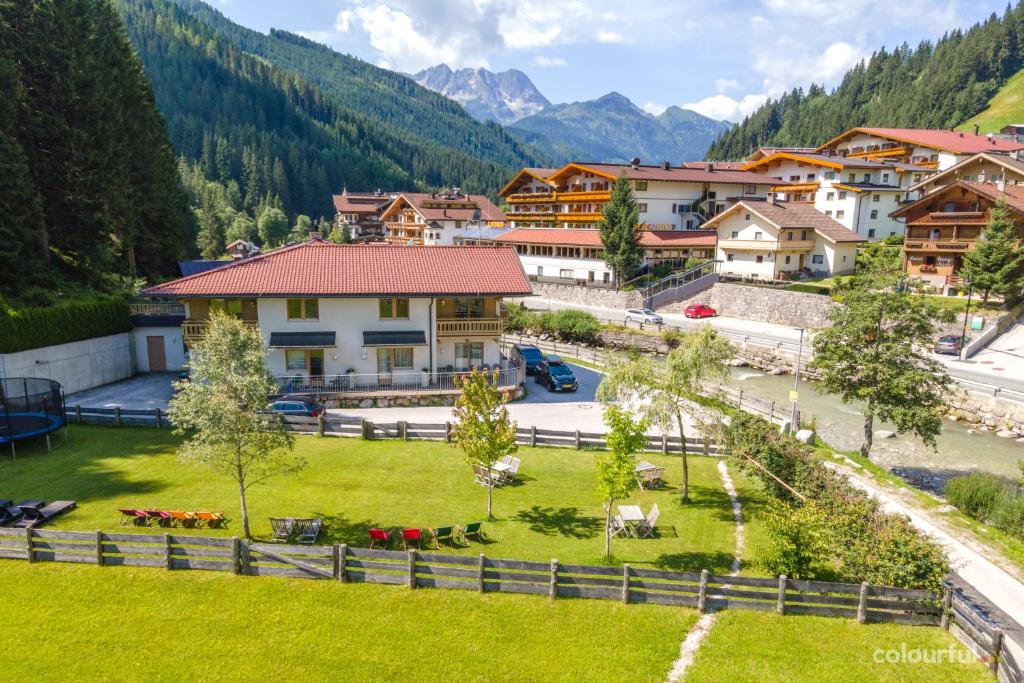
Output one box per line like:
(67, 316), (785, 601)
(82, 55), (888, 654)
(686, 611), (990, 683)
(0, 561), (694, 681)
(2, 425), (755, 570)
(961, 67), (1024, 133)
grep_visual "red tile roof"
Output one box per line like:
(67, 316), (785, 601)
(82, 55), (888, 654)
(709, 201), (864, 243)
(819, 128), (1024, 155)
(332, 191), (396, 214)
(492, 228), (716, 248)
(547, 162), (783, 186)
(380, 192), (506, 223)
(891, 179), (1024, 218)
(142, 241), (532, 298)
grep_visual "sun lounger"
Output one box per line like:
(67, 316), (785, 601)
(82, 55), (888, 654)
(169, 510), (197, 528)
(401, 527), (422, 550)
(430, 526), (455, 548)
(457, 522), (483, 544)
(144, 509), (172, 527)
(2, 500), (43, 527)
(118, 508), (149, 526)
(368, 527), (390, 548)
(194, 511), (226, 528)
(14, 500), (76, 529)
(296, 518), (322, 545)
(270, 517), (295, 542)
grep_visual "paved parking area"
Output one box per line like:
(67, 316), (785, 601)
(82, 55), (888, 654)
(65, 373), (177, 410)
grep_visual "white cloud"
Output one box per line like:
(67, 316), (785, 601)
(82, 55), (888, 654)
(714, 78), (741, 94)
(641, 101), (667, 116)
(754, 41), (866, 96)
(596, 29), (628, 44)
(533, 55), (567, 67)
(683, 94), (769, 122)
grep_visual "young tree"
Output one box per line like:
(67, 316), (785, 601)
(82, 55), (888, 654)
(340, 223), (352, 243)
(961, 197), (1024, 302)
(597, 326), (732, 501)
(256, 205), (290, 247)
(450, 369), (518, 519)
(596, 406), (649, 558)
(167, 312), (304, 539)
(597, 173), (642, 286)
(288, 214), (312, 242)
(811, 287), (952, 458)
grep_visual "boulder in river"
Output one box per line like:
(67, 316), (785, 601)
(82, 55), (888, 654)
(996, 430), (1018, 439)
(874, 430), (896, 439)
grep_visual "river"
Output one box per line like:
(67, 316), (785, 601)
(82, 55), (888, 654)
(730, 368), (1024, 492)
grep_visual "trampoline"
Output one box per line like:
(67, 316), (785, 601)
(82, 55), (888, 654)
(0, 377), (67, 458)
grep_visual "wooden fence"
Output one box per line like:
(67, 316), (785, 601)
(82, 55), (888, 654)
(0, 526), (939, 625)
(945, 588), (1020, 680)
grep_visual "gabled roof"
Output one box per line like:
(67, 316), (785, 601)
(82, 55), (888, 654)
(178, 260), (226, 277)
(817, 128), (1024, 155)
(890, 179), (1024, 218)
(142, 241), (532, 298)
(707, 201), (864, 244)
(378, 192), (506, 223)
(908, 152), (1024, 191)
(332, 190), (396, 214)
(545, 161), (782, 186)
(498, 168), (559, 196)
(492, 228), (716, 248)
(742, 151), (920, 173)
(747, 146), (816, 161)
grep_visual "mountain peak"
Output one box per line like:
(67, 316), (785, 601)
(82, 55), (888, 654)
(412, 64), (550, 125)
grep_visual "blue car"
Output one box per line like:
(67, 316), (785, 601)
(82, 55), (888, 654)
(535, 356), (578, 392)
(514, 344), (546, 375)
(267, 397), (321, 417)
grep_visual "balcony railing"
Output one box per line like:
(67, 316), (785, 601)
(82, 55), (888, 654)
(903, 240), (972, 252)
(561, 212), (603, 223)
(274, 363), (523, 396)
(556, 190), (611, 202)
(506, 211), (555, 220)
(130, 301), (185, 316)
(718, 239), (816, 251)
(927, 211), (985, 221)
(437, 317), (507, 337)
(182, 319), (257, 343)
(846, 145), (910, 159)
(507, 192), (554, 203)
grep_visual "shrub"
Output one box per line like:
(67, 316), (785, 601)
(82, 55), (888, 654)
(662, 328), (683, 348)
(993, 493), (1024, 536)
(540, 310), (601, 344)
(0, 297), (131, 353)
(784, 283), (831, 296)
(504, 303), (536, 333)
(757, 500), (829, 579)
(945, 472), (1011, 522)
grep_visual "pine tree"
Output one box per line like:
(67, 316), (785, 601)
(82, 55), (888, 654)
(597, 173), (643, 285)
(961, 197), (1024, 302)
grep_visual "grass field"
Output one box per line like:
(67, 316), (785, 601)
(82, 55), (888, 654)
(961, 68), (1024, 134)
(1, 425), (764, 570)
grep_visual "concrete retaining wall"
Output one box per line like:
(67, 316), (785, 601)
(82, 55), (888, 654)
(525, 281), (643, 310)
(659, 282), (838, 329)
(0, 332), (134, 395)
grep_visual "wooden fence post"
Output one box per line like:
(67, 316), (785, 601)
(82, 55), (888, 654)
(114, 406), (122, 427)
(338, 544), (347, 583)
(24, 527), (33, 563)
(697, 569), (709, 613)
(231, 536), (240, 575)
(155, 408), (162, 429)
(164, 533), (172, 570)
(940, 585), (953, 630)
(445, 422), (452, 444)
(531, 425), (537, 447)
(478, 553), (485, 593)
(575, 430), (581, 450)
(75, 405), (82, 424)
(622, 564), (631, 604)
(777, 575), (786, 615)
(96, 530), (104, 566)
(318, 413), (325, 437)
(407, 550), (417, 589)
(360, 418), (369, 439)
(398, 421), (408, 441)
(240, 540), (251, 575)
(549, 559), (558, 600)
(857, 582), (869, 623)
(991, 630), (1004, 674)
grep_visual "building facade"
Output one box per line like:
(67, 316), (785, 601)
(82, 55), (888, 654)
(706, 199), (863, 280)
(816, 127), (1024, 171)
(909, 152), (1024, 196)
(379, 191), (507, 245)
(332, 189), (397, 238)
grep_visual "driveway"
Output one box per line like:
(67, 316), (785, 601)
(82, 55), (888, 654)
(65, 373), (178, 410)
(521, 362), (600, 404)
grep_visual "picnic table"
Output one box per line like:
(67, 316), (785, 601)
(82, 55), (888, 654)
(618, 505), (645, 537)
(491, 461), (512, 474)
(635, 461), (657, 473)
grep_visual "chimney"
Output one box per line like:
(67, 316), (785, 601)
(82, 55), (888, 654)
(630, 157), (641, 170)
(662, 161), (670, 170)
(998, 177), (1007, 192)
(974, 123), (980, 136)
(705, 161), (714, 173)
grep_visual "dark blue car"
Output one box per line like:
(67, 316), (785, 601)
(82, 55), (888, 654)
(514, 344), (545, 375)
(535, 356), (578, 393)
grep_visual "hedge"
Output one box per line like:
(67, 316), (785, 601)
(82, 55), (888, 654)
(783, 283), (831, 296)
(0, 298), (131, 353)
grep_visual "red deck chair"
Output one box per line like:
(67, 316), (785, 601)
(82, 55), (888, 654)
(368, 528), (391, 549)
(401, 528), (421, 550)
(143, 509), (172, 527)
(118, 508), (148, 526)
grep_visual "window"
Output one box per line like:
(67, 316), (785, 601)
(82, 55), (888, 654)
(602, 272), (611, 283)
(210, 299), (243, 318)
(836, 210), (845, 219)
(838, 191), (847, 200)
(454, 342), (484, 370)
(800, 230), (808, 240)
(634, 181), (648, 191)
(638, 203), (648, 213)
(870, 210), (878, 219)
(806, 173), (816, 181)
(824, 171), (836, 180)
(826, 192), (835, 201)
(286, 299), (319, 320)
(754, 232), (763, 240)
(379, 298), (410, 319)
(848, 173), (856, 183)
(286, 350), (307, 371)
(811, 254), (824, 265)
(730, 231), (739, 238)
(671, 203), (676, 213)
(755, 255), (764, 264)
(784, 255), (791, 264)
(863, 174), (870, 182)
(789, 175), (801, 182)
(726, 254), (734, 262)
(868, 229), (876, 238)
(454, 298), (483, 318)
(285, 349), (324, 374)
(744, 213), (751, 220)
(559, 269), (573, 279)
(872, 194), (880, 203)
(744, 184), (757, 194)
(882, 173), (890, 183)
(824, 210), (832, 217)
(786, 232), (794, 241)
(377, 347), (413, 372)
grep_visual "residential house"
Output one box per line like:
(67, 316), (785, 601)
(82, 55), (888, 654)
(332, 189), (397, 238)
(138, 240), (532, 396)
(741, 151), (931, 239)
(499, 160), (782, 231)
(909, 151), (1024, 196)
(816, 127), (1024, 171)
(379, 190), (508, 245)
(226, 240), (260, 259)
(706, 199), (863, 280)
(491, 228), (716, 285)
(891, 180), (1024, 294)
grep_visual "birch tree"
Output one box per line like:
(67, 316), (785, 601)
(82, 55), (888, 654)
(596, 406), (648, 558)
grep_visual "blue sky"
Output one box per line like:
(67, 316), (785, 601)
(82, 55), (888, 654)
(213, 0), (1008, 122)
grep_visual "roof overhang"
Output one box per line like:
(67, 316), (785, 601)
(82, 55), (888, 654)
(499, 168), (556, 197)
(547, 162), (620, 184)
(742, 152), (845, 172)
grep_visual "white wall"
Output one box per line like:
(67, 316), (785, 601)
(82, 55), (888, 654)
(518, 254), (613, 282)
(132, 327), (187, 372)
(0, 333), (134, 395)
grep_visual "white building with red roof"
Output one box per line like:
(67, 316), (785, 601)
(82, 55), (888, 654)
(331, 189), (398, 238)
(139, 240), (532, 400)
(816, 127), (1024, 171)
(378, 190), (507, 246)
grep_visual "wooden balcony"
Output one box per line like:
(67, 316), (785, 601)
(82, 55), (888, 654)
(507, 211), (555, 220)
(182, 319), (258, 344)
(719, 239), (815, 251)
(561, 212), (603, 223)
(927, 211), (986, 222)
(845, 145), (910, 159)
(507, 192), (555, 203)
(130, 301), (185, 316)
(557, 190), (611, 202)
(436, 317), (506, 337)
(903, 240), (972, 252)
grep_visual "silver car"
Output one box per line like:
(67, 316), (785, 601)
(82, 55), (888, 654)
(625, 308), (663, 324)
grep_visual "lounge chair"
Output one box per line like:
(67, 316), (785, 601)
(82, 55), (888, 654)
(194, 511), (226, 528)
(457, 522), (483, 544)
(3, 500), (39, 527)
(169, 510), (197, 528)
(270, 517), (295, 543)
(368, 527), (391, 549)
(118, 508), (145, 526)
(401, 527), (422, 550)
(430, 526), (455, 548)
(14, 501), (76, 529)
(296, 518), (322, 545)
(637, 503), (660, 538)
(144, 509), (172, 527)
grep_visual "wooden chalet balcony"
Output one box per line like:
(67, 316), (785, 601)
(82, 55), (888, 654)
(903, 240), (972, 252)
(182, 319), (257, 344)
(719, 239), (816, 251)
(506, 211), (555, 220)
(556, 190), (611, 202)
(436, 317), (506, 337)
(129, 301), (185, 316)
(846, 145), (911, 159)
(561, 212), (603, 223)
(773, 182), (819, 194)
(507, 191), (555, 203)
(927, 211), (986, 222)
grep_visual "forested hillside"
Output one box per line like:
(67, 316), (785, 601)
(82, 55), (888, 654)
(0, 0), (191, 299)
(707, 4), (1024, 159)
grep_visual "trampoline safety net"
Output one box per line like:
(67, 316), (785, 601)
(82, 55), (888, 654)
(0, 377), (66, 444)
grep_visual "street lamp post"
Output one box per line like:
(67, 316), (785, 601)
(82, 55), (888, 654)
(959, 278), (974, 360)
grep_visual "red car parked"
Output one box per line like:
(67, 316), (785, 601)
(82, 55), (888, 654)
(684, 304), (717, 319)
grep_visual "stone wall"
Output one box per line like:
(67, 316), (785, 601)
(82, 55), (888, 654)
(659, 282), (838, 329)
(520, 282), (643, 310)
(947, 389), (1024, 436)
(325, 385), (524, 409)
(0, 332), (135, 395)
